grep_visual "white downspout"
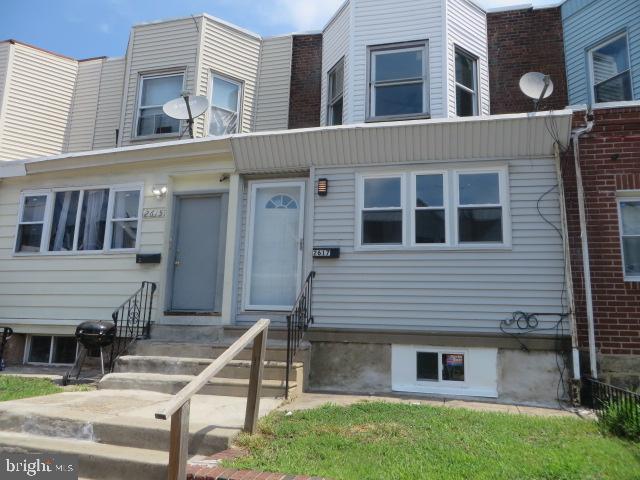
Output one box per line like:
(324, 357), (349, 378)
(571, 112), (597, 378)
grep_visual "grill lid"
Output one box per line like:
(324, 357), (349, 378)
(75, 320), (116, 348)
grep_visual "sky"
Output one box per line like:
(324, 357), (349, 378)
(1, 0), (561, 59)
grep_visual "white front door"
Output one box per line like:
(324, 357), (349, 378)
(245, 181), (305, 310)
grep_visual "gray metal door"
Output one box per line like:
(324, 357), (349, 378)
(169, 194), (227, 312)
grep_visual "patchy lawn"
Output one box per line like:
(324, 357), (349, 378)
(0, 376), (92, 401)
(228, 402), (640, 480)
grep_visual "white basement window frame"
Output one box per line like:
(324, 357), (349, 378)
(454, 46), (479, 117)
(24, 335), (79, 366)
(135, 72), (185, 138)
(367, 41), (429, 121)
(356, 167), (510, 250)
(617, 195), (640, 281)
(588, 32), (634, 104)
(14, 184), (144, 256)
(209, 73), (243, 136)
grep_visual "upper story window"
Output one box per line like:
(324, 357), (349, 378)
(589, 33), (633, 103)
(210, 74), (242, 136)
(328, 59), (344, 126)
(368, 41), (428, 121)
(455, 48), (478, 116)
(618, 197), (640, 280)
(136, 73), (184, 137)
(15, 186), (142, 255)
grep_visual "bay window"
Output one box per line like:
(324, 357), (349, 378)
(136, 73), (184, 137)
(15, 185), (142, 255)
(455, 47), (478, 117)
(618, 198), (640, 279)
(368, 41), (428, 120)
(589, 33), (633, 103)
(210, 74), (242, 136)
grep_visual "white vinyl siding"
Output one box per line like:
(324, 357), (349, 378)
(0, 43), (77, 161)
(446, 0), (489, 116)
(64, 59), (104, 153)
(321, 1), (351, 126)
(311, 157), (565, 334)
(0, 42), (11, 120)
(253, 36), (292, 132)
(93, 57), (126, 150)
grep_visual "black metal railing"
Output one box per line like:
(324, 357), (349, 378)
(285, 271), (315, 398)
(108, 281), (157, 372)
(581, 377), (640, 439)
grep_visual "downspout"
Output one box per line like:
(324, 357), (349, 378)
(571, 111), (597, 379)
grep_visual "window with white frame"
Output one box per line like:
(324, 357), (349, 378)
(589, 33), (633, 103)
(136, 73), (184, 137)
(327, 58), (344, 126)
(368, 42), (428, 120)
(210, 74), (242, 136)
(26, 335), (77, 365)
(619, 198), (640, 279)
(417, 351), (465, 382)
(455, 47), (478, 117)
(357, 169), (507, 248)
(457, 172), (503, 244)
(15, 186), (142, 254)
(360, 176), (404, 245)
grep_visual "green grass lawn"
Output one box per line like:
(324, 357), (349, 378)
(0, 376), (93, 401)
(228, 402), (640, 480)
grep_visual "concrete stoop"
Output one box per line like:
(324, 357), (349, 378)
(0, 389), (282, 480)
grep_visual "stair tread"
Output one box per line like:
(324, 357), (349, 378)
(138, 338), (310, 350)
(103, 372), (296, 387)
(118, 355), (303, 368)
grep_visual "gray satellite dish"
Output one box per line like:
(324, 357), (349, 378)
(163, 94), (209, 139)
(519, 72), (554, 110)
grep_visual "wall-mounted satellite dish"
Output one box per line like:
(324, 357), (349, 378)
(163, 93), (209, 139)
(519, 72), (554, 111)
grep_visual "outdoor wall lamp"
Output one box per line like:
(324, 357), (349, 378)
(317, 178), (328, 196)
(152, 184), (168, 199)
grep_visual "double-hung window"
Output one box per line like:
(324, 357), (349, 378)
(15, 186), (142, 254)
(413, 173), (446, 244)
(210, 74), (242, 136)
(360, 176), (404, 245)
(455, 47), (478, 116)
(589, 33), (633, 103)
(136, 73), (184, 137)
(457, 172), (504, 244)
(327, 59), (344, 126)
(417, 351), (465, 382)
(618, 198), (640, 279)
(368, 42), (428, 120)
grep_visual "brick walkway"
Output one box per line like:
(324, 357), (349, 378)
(186, 448), (328, 480)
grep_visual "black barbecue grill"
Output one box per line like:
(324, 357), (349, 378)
(62, 321), (116, 385)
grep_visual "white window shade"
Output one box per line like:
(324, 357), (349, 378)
(590, 34), (633, 103)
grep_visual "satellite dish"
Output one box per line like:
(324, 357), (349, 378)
(519, 72), (554, 110)
(162, 94), (209, 139)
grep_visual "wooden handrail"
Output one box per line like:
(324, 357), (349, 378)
(155, 318), (270, 480)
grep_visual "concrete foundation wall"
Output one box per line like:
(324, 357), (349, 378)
(2, 334), (25, 365)
(598, 354), (640, 391)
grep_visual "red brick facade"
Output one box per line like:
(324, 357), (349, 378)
(288, 34), (322, 129)
(562, 107), (640, 366)
(487, 7), (568, 114)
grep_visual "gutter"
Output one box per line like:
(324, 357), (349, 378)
(571, 111), (597, 378)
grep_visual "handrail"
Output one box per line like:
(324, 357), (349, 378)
(155, 318), (270, 480)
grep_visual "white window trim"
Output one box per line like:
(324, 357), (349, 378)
(356, 173), (406, 249)
(415, 349), (468, 385)
(454, 46), (479, 117)
(410, 170), (449, 247)
(327, 58), (344, 126)
(14, 190), (52, 253)
(134, 71), (185, 139)
(14, 184), (144, 257)
(24, 335), (78, 366)
(208, 72), (243, 136)
(588, 31), (634, 104)
(355, 167), (511, 251)
(617, 195), (640, 282)
(367, 41), (430, 121)
(243, 179), (306, 312)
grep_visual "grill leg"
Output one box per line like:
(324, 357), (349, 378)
(100, 347), (105, 376)
(63, 345), (88, 386)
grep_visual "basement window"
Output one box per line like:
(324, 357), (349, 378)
(618, 197), (640, 280)
(417, 351), (465, 382)
(589, 33), (633, 103)
(26, 335), (77, 365)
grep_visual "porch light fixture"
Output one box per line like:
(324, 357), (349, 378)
(152, 184), (168, 199)
(317, 178), (328, 196)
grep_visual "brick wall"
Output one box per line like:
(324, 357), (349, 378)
(562, 107), (640, 383)
(487, 7), (568, 114)
(288, 34), (322, 129)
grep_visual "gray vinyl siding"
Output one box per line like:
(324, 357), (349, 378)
(321, 2), (351, 126)
(351, 0), (445, 121)
(64, 59), (103, 153)
(119, 18), (201, 146)
(446, 0), (489, 116)
(197, 16), (261, 137)
(253, 36), (292, 132)
(562, 0), (640, 105)
(311, 158), (566, 334)
(93, 57), (125, 150)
